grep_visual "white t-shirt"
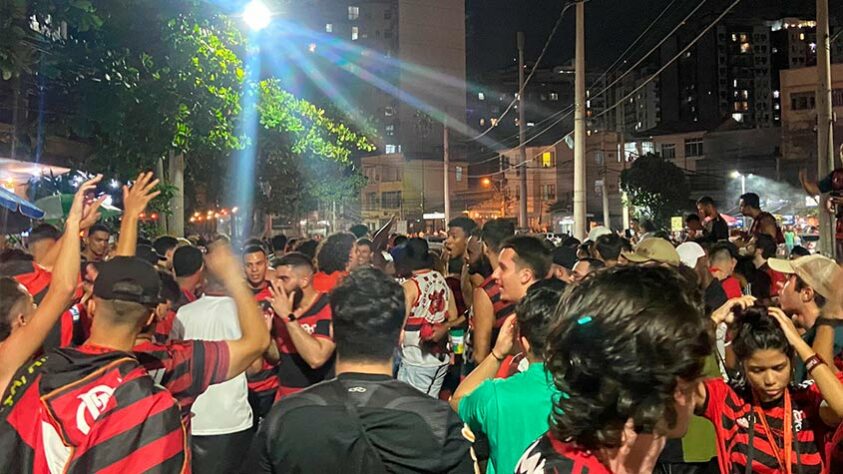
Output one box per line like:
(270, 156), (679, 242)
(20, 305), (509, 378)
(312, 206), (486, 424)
(173, 295), (253, 436)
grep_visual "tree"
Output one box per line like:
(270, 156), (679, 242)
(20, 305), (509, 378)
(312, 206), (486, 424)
(620, 153), (690, 227)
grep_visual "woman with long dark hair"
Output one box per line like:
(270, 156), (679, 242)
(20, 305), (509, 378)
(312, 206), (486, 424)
(699, 300), (843, 473)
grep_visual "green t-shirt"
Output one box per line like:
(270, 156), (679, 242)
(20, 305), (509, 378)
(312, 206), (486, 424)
(458, 362), (558, 474)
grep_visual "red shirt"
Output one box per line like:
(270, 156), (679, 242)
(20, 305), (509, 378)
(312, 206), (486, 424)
(515, 433), (611, 473)
(702, 378), (828, 474)
(721, 276), (743, 299)
(312, 271), (346, 293)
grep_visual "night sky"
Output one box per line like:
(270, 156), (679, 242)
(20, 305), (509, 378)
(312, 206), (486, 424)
(466, 0), (837, 76)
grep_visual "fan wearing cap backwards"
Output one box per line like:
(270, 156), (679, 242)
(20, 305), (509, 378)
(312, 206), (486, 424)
(0, 256), (194, 473)
(770, 254), (843, 382)
(0, 176), (102, 396)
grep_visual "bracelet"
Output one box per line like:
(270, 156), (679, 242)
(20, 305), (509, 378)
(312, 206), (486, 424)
(816, 318), (843, 328)
(286, 312), (297, 323)
(490, 350), (505, 362)
(805, 354), (826, 373)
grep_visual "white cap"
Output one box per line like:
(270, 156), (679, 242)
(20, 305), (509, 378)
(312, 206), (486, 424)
(676, 242), (706, 268)
(587, 226), (612, 242)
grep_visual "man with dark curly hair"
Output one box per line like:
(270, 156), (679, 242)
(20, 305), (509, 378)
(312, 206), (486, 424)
(515, 265), (712, 474)
(312, 232), (357, 293)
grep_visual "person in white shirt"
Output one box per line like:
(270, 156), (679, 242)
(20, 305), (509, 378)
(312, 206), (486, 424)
(172, 270), (254, 473)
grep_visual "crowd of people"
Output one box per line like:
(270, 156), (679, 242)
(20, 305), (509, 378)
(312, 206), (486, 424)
(3, 172), (843, 473)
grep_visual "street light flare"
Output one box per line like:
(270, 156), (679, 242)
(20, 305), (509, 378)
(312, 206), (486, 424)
(243, 0), (271, 31)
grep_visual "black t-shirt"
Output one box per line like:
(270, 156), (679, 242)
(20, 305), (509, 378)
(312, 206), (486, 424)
(246, 372), (473, 474)
(700, 214), (730, 243)
(704, 279), (728, 315)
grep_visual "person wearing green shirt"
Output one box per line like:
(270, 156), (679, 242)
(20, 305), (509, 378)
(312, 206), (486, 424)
(451, 280), (563, 474)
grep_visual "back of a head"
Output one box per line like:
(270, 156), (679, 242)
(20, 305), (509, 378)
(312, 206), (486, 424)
(561, 236), (581, 249)
(685, 214), (701, 225)
(271, 234), (288, 253)
(93, 257), (160, 328)
(740, 192), (761, 209)
(152, 236), (179, 257)
(447, 216), (478, 236)
(330, 267), (404, 362)
(0, 249), (33, 264)
(0, 277), (28, 342)
(732, 305), (792, 361)
(481, 219), (516, 254)
(502, 235), (551, 280)
(349, 224), (369, 239)
(294, 239), (319, 260)
(173, 245), (204, 278)
(756, 234), (777, 259)
(158, 271), (181, 303)
(546, 265), (710, 451)
(791, 246), (811, 258)
(580, 258), (605, 272)
(640, 219), (658, 233)
(316, 232), (356, 274)
(594, 234), (625, 262)
(28, 223), (61, 246)
(710, 242), (736, 264)
(515, 279), (565, 360)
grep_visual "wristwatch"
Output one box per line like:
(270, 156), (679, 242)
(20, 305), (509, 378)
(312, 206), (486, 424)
(287, 312), (297, 323)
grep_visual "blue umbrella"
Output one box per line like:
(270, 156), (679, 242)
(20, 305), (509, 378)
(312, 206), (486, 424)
(0, 186), (45, 234)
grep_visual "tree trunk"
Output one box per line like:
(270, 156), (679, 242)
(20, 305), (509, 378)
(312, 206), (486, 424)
(156, 157), (168, 235)
(167, 150), (185, 237)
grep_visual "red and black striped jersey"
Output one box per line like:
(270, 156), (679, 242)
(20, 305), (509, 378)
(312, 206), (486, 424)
(515, 433), (611, 474)
(153, 309), (177, 344)
(43, 303), (90, 351)
(0, 346), (188, 473)
(480, 275), (516, 330)
(133, 339), (230, 423)
(702, 378), (829, 474)
(272, 293), (334, 393)
(247, 287), (279, 397)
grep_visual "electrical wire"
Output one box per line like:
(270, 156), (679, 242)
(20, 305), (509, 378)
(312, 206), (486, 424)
(468, 1), (577, 141)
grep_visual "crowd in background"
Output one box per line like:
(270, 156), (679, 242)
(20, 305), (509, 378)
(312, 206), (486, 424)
(3, 172), (843, 473)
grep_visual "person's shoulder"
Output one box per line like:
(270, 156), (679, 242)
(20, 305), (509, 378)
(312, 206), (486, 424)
(515, 435), (605, 474)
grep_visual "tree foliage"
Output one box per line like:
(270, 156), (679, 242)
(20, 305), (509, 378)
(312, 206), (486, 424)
(620, 153), (690, 226)
(3, 0), (373, 219)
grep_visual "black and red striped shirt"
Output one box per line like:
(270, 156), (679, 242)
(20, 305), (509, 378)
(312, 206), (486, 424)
(702, 378), (829, 474)
(272, 293), (333, 396)
(515, 433), (611, 473)
(247, 286), (280, 397)
(481, 275), (516, 330)
(133, 339), (230, 422)
(0, 346), (188, 473)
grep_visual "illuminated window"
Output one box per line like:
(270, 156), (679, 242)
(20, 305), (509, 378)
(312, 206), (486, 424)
(351, 26), (359, 41)
(479, 118), (485, 126)
(541, 184), (556, 200)
(385, 124), (394, 136)
(381, 191), (401, 209)
(740, 42), (751, 54)
(800, 32), (805, 41)
(540, 151), (556, 168)
(549, 92), (559, 101)
(478, 92), (485, 101)
(384, 106), (394, 117)
(455, 166), (463, 182)
(773, 90), (780, 99)
(325, 23), (333, 33)
(385, 144), (397, 154)
(348, 6), (359, 20)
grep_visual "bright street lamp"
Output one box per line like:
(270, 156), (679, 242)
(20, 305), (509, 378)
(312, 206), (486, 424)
(243, 0), (272, 31)
(731, 171), (747, 195)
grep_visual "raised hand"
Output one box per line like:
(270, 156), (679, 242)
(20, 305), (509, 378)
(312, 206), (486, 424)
(710, 295), (756, 326)
(768, 306), (804, 348)
(267, 279), (296, 319)
(122, 171), (161, 218)
(492, 314), (518, 357)
(68, 175), (103, 225)
(204, 242), (241, 284)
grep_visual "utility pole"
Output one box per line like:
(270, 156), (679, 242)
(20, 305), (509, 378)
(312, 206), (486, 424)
(517, 32), (528, 229)
(817, 0), (836, 258)
(619, 102), (630, 231)
(601, 133), (610, 229)
(573, 0), (587, 240)
(443, 121), (451, 224)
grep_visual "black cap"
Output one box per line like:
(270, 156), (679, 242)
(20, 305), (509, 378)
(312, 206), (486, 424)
(93, 257), (161, 306)
(551, 246), (578, 270)
(173, 246), (204, 277)
(136, 244), (164, 266)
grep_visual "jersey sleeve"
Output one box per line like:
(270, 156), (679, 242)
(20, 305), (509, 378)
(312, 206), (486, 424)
(313, 317), (333, 341)
(188, 340), (231, 388)
(457, 379), (496, 435)
(701, 378), (730, 421)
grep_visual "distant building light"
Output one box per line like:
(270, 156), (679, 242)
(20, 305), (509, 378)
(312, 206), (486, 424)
(351, 26), (359, 41)
(308, 43), (317, 53)
(478, 92), (485, 101)
(325, 23), (333, 33)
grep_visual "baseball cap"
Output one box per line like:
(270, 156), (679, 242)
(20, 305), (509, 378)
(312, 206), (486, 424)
(587, 226), (612, 243)
(622, 238), (681, 267)
(136, 244), (164, 266)
(93, 256), (162, 306)
(676, 242), (706, 269)
(768, 255), (841, 300)
(173, 245), (204, 277)
(551, 246), (578, 270)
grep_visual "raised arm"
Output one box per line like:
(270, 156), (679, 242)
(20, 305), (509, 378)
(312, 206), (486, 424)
(0, 176), (103, 393)
(768, 307), (843, 426)
(204, 243), (271, 379)
(268, 280), (335, 369)
(115, 172), (161, 257)
(471, 287), (494, 364)
(450, 314), (516, 411)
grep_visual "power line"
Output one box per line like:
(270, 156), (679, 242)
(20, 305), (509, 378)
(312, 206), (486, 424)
(468, 1), (577, 141)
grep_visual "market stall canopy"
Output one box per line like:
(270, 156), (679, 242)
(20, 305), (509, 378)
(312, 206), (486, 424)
(35, 194), (121, 224)
(0, 186), (45, 234)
